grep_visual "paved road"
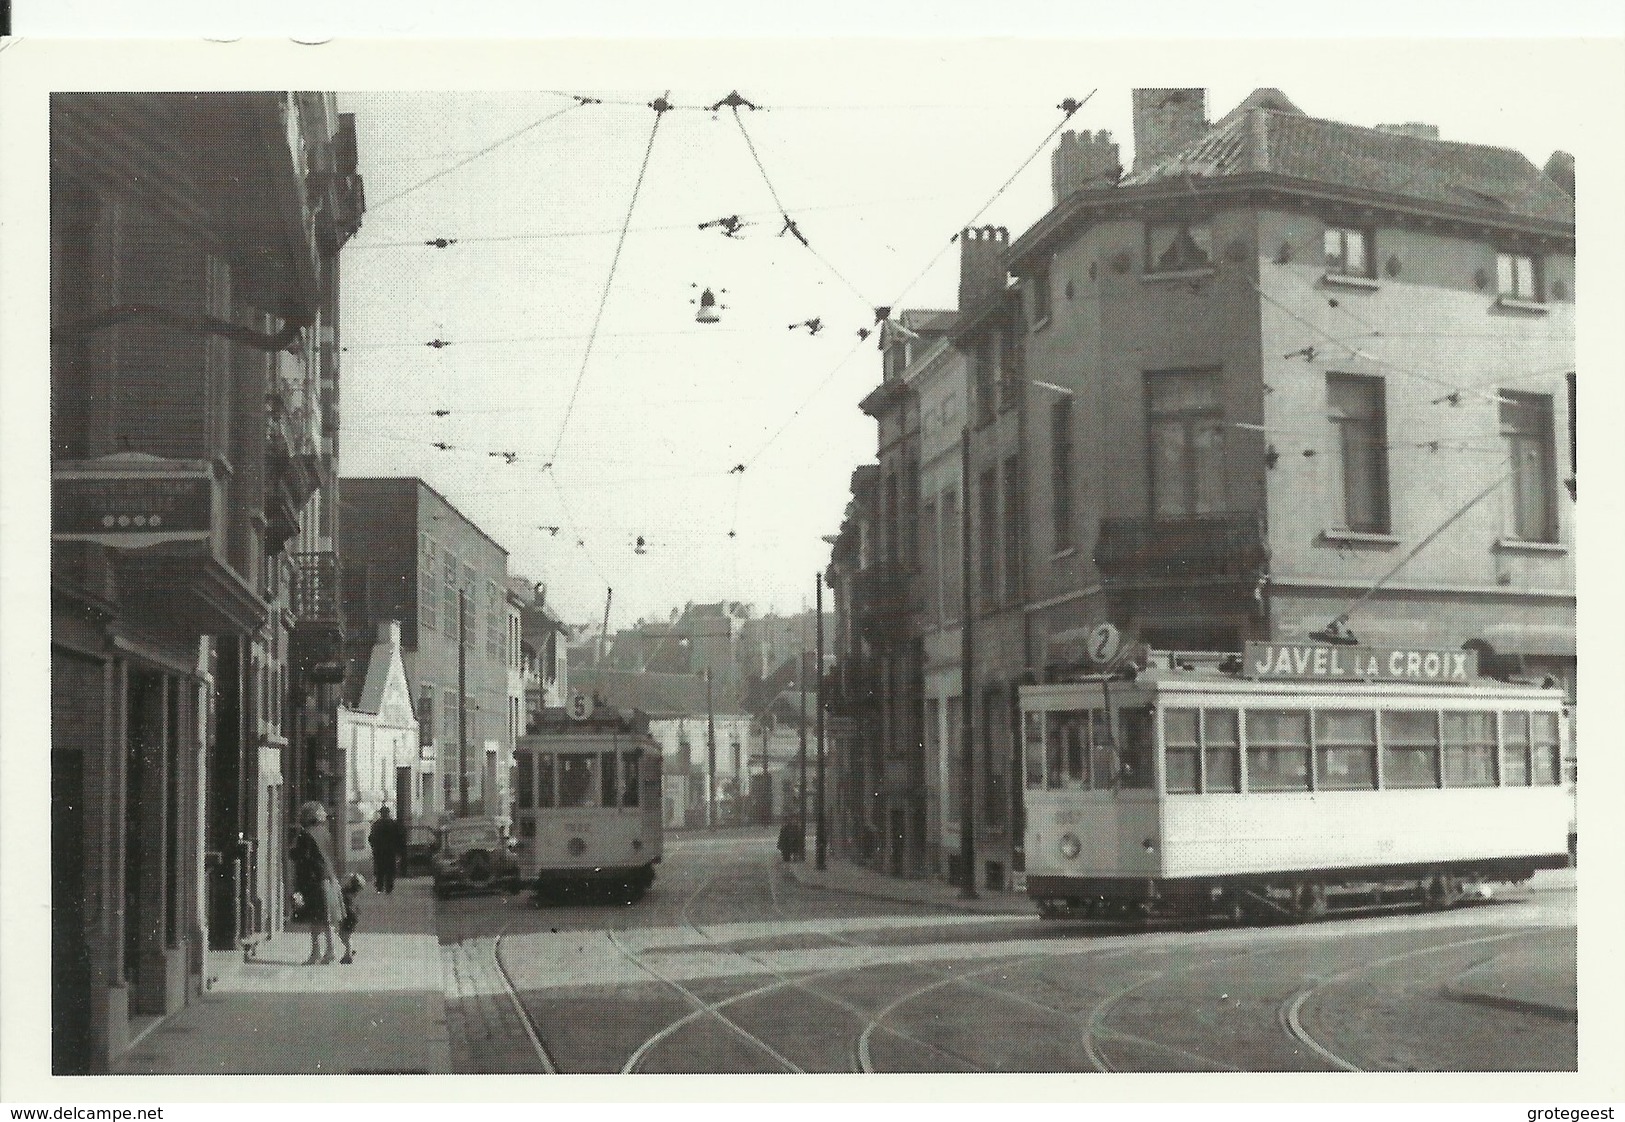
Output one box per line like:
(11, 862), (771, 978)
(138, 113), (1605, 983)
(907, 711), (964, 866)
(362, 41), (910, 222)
(435, 828), (1576, 1074)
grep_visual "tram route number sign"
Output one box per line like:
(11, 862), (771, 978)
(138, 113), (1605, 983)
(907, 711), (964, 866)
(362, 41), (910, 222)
(568, 692), (592, 720)
(1245, 641), (1477, 683)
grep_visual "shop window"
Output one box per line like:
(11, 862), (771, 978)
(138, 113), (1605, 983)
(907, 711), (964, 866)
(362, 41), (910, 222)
(1315, 709), (1378, 790)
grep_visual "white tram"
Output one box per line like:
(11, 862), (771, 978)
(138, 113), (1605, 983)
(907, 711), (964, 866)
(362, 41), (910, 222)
(1021, 643), (1571, 921)
(513, 706), (663, 901)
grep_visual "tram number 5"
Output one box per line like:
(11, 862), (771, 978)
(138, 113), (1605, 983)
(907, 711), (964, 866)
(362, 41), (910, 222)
(1088, 623), (1122, 667)
(569, 691), (592, 720)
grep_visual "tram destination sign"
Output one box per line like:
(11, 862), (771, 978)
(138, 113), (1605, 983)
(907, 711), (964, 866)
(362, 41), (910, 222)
(1244, 641), (1478, 683)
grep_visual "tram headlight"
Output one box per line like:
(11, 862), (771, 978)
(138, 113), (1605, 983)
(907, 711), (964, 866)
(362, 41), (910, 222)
(1058, 833), (1082, 860)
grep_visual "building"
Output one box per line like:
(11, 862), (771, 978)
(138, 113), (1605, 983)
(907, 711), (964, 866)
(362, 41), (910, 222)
(515, 578), (569, 725)
(335, 621), (421, 871)
(337, 477), (512, 825)
(831, 87), (1575, 895)
(49, 92), (363, 1072)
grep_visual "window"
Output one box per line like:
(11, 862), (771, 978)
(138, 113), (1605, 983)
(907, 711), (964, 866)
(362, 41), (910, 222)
(885, 341), (910, 381)
(1117, 708), (1154, 790)
(515, 753), (534, 810)
(1165, 709), (1200, 794)
(600, 752), (619, 808)
(921, 500), (938, 623)
(998, 331), (1023, 411)
(622, 751), (642, 807)
(941, 489), (961, 621)
(1045, 711), (1089, 789)
(420, 536), (437, 631)
(1381, 710), (1440, 788)
(558, 753), (597, 807)
(982, 688), (1005, 825)
(1023, 711), (1044, 789)
(1328, 374), (1390, 533)
(1203, 709), (1241, 793)
(883, 473), (898, 563)
(978, 469), (998, 610)
(1497, 252), (1541, 301)
(417, 686), (435, 746)
(1324, 227), (1372, 278)
(442, 689), (458, 748)
(1246, 710), (1311, 791)
(1030, 262), (1052, 326)
(945, 699), (962, 821)
(973, 335), (996, 426)
(1050, 398), (1073, 550)
(903, 461), (919, 572)
(1002, 457), (1022, 605)
(1146, 369), (1225, 518)
(1147, 221), (1213, 273)
(924, 697), (943, 796)
(1442, 712), (1497, 786)
(1531, 712), (1561, 785)
(536, 754), (556, 808)
(443, 553), (459, 640)
(1501, 392), (1557, 543)
(1315, 710), (1377, 790)
(1501, 711), (1531, 786)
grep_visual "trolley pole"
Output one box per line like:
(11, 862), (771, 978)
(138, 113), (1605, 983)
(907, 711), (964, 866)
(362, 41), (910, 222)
(959, 425), (977, 898)
(705, 667), (717, 830)
(458, 587), (469, 818)
(815, 572), (827, 870)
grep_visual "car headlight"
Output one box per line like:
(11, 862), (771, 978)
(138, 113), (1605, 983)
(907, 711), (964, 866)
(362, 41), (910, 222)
(1058, 833), (1082, 860)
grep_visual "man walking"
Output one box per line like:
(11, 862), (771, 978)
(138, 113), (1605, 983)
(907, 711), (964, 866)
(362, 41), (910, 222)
(368, 805), (405, 893)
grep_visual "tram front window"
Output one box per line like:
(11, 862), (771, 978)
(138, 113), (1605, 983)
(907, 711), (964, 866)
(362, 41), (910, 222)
(537, 755), (556, 808)
(1116, 708), (1153, 789)
(558, 753), (597, 807)
(1045, 712), (1089, 789)
(1024, 712), (1045, 789)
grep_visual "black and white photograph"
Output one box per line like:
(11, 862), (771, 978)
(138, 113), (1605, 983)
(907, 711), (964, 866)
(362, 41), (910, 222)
(2, 19), (1622, 1108)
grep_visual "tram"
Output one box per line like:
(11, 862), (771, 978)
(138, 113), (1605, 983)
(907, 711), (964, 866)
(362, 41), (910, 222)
(1020, 642), (1571, 922)
(513, 704), (663, 901)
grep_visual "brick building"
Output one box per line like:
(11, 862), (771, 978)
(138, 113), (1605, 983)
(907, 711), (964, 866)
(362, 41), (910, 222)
(337, 478), (512, 825)
(49, 93), (363, 1071)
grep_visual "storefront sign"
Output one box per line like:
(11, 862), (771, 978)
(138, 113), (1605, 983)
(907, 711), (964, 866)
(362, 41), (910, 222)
(53, 455), (215, 548)
(1244, 641), (1478, 683)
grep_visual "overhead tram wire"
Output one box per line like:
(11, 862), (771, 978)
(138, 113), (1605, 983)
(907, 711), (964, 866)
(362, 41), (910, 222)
(363, 99), (589, 215)
(547, 95), (671, 470)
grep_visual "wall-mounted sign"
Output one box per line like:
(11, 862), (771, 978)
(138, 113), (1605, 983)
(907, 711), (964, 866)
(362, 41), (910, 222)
(1244, 642), (1478, 683)
(53, 454), (216, 549)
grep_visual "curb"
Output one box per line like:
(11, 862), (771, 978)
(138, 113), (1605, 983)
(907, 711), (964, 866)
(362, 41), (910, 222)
(782, 866), (1031, 917)
(1441, 984), (1577, 1022)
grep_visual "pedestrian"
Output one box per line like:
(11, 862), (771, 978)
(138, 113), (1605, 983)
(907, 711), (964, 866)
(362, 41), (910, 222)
(290, 801), (342, 965)
(337, 873), (364, 964)
(777, 814), (804, 863)
(368, 805), (405, 893)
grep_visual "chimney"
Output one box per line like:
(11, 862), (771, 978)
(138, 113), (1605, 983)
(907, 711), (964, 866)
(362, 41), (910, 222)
(957, 225), (1010, 311)
(1375, 122), (1441, 140)
(378, 620), (400, 646)
(1131, 88), (1208, 172)
(1051, 129), (1122, 204)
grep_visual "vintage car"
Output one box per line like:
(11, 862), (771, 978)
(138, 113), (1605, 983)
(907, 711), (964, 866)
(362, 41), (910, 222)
(430, 816), (522, 897)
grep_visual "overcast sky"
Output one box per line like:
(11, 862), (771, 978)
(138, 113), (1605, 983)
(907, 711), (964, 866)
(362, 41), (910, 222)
(323, 46), (1602, 631)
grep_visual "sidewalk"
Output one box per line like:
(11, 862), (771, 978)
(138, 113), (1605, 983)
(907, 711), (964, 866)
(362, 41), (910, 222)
(782, 857), (1033, 916)
(115, 877), (451, 1075)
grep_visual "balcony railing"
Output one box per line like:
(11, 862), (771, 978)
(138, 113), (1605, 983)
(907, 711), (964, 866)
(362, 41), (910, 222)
(1094, 512), (1267, 582)
(290, 550), (340, 625)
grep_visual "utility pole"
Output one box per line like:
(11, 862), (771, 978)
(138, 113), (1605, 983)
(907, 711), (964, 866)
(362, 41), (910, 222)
(798, 617), (808, 855)
(458, 587), (469, 817)
(705, 667), (717, 829)
(815, 572), (827, 870)
(959, 425), (977, 898)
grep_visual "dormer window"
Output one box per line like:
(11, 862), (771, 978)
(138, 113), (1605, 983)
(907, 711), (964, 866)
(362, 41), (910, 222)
(1324, 227), (1372, 278)
(1147, 222), (1213, 273)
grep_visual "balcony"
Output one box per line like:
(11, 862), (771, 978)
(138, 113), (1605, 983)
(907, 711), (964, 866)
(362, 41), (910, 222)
(290, 550), (345, 683)
(851, 561), (913, 646)
(1094, 512), (1267, 584)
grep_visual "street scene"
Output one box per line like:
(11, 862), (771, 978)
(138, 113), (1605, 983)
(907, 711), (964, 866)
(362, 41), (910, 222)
(24, 43), (1592, 1088)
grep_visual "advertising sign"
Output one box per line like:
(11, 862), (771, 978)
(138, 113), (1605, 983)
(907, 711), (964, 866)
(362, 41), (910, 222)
(1244, 642), (1478, 683)
(53, 455), (215, 549)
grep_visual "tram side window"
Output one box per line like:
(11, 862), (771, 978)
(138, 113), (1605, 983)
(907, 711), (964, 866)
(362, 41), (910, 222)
(1116, 708), (1153, 789)
(1164, 709), (1200, 794)
(600, 752), (618, 808)
(1442, 712), (1498, 787)
(1204, 709), (1241, 793)
(1246, 710), (1311, 791)
(1381, 711), (1440, 788)
(558, 753), (597, 807)
(621, 751), (641, 807)
(1024, 712), (1045, 789)
(1501, 712), (1531, 785)
(516, 753), (535, 810)
(536, 754), (556, 808)
(1315, 710), (1377, 790)
(1531, 712), (1562, 785)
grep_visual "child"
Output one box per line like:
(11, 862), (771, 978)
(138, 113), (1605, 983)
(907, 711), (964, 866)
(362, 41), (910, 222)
(338, 873), (364, 964)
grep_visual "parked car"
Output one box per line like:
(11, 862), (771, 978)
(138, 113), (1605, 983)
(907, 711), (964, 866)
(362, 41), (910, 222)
(430, 816), (522, 897)
(403, 822), (439, 877)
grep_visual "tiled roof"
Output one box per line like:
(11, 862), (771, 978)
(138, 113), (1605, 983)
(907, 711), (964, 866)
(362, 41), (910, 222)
(569, 668), (743, 720)
(1123, 108), (1572, 225)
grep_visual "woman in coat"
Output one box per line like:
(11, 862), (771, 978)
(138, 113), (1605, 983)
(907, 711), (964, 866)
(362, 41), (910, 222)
(290, 801), (343, 965)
